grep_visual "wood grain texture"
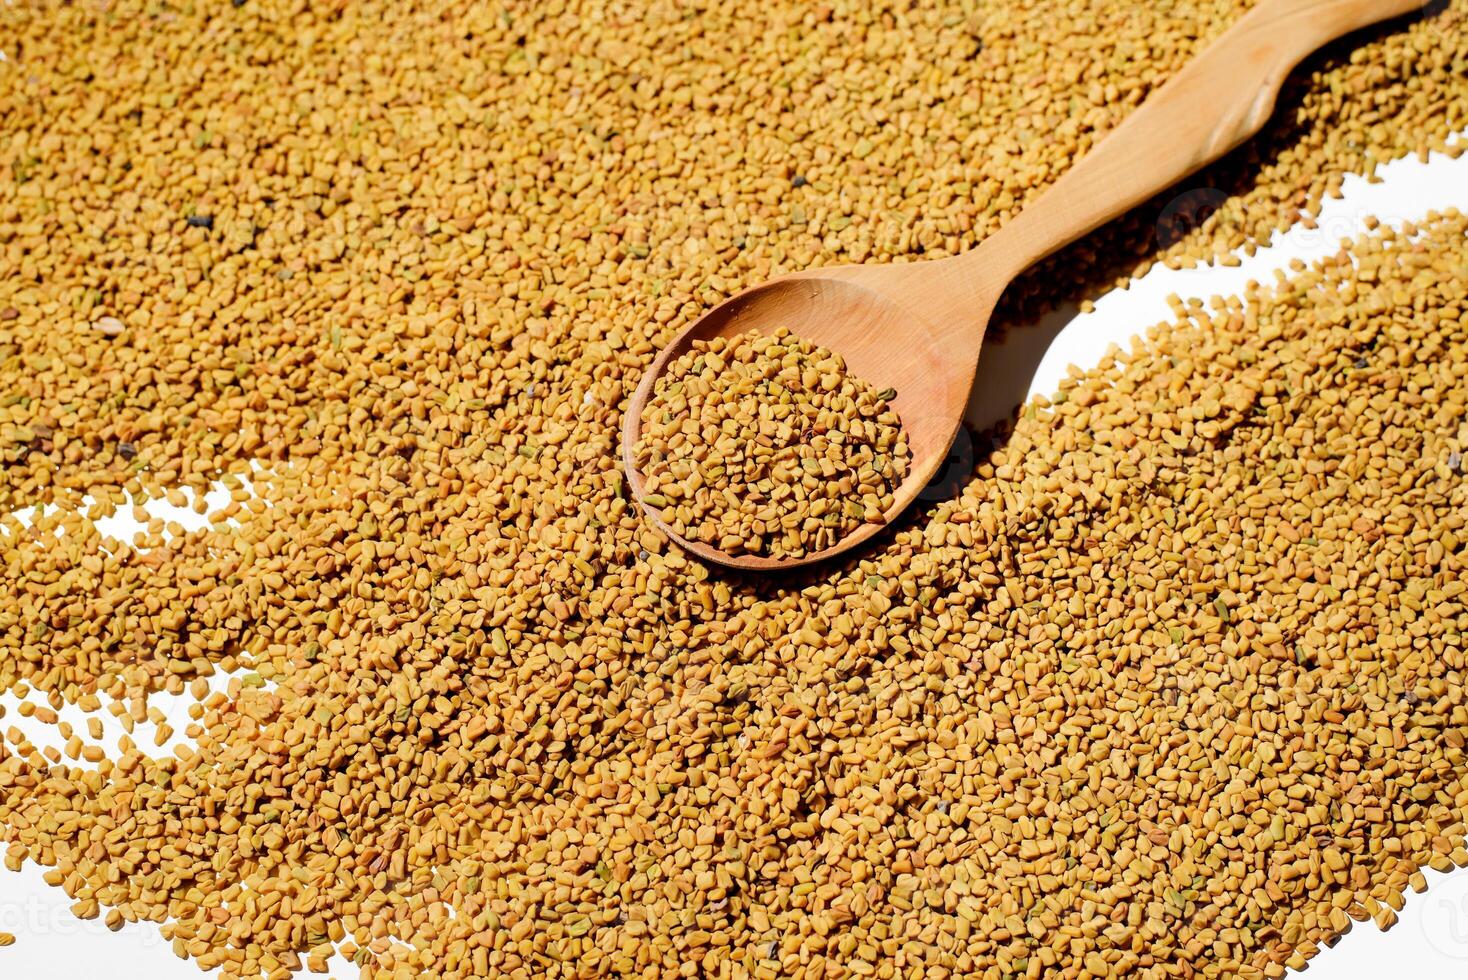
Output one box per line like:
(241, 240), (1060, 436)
(623, 0), (1425, 571)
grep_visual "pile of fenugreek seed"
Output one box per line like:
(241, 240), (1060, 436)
(633, 329), (909, 558)
(2, 0), (1468, 978)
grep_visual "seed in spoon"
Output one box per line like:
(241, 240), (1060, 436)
(633, 327), (911, 559)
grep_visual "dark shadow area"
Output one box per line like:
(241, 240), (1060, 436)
(965, 299), (1083, 432)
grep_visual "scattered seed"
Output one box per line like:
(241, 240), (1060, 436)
(0, 3), (1464, 979)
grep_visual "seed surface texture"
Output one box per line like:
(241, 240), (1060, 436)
(1, 1), (1467, 979)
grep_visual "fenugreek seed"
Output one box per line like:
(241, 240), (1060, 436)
(0, 3), (1465, 979)
(633, 328), (909, 558)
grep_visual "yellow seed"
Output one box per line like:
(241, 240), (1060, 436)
(0, 3), (1465, 979)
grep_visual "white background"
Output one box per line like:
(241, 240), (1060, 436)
(3, 138), (1468, 978)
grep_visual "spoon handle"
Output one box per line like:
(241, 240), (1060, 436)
(977, 0), (1425, 279)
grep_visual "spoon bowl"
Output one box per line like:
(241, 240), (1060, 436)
(621, 267), (987, 570)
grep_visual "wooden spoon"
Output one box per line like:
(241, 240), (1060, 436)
(622, 0), (1425, 571)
